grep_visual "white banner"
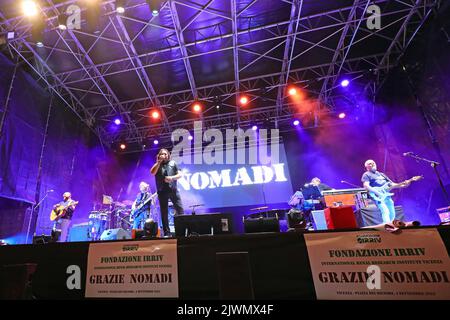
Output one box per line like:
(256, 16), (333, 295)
(304, 228), (450, 300)
(85, 239), (178, 298)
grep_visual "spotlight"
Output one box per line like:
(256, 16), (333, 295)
(147, 0), (160, 17)
(153, 139), (159, 145)
(119, 143), (126, 150)
(22, 1), (38, 17)
(0, 32), (15, 45)
(239, 96), (249, 106)
(116, 0), (126, 14)
(58, 14), (67, 30)
(114, 118), (121, 125)
(188, 135), (193, 141)
(151, 110), (160, 119)
(293, 120), (300, 126)
(252, 125), (258, 131)
(288, 87), (298, 96)
(193, 103), (202, 113)
(338, 112), (346, 119)
(340, 79), (350, 87)
(36, 41), (44, 48)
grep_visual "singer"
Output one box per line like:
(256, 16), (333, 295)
(150, 148), (185, 237)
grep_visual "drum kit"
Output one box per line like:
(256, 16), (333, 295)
(87, 200), (133, 240)
(87, 198), (162, 241)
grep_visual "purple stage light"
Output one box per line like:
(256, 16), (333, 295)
(341, 79), (350, 87)
(252, 125), (258, 131)
(153, 139), (159, 145)
(114, 118), (121, 125)
(293, 120), (300, 126)
(188, 135), (193, 140)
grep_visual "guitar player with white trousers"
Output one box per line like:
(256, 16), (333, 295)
(361, 159), (422, 224)
(130, 182), (153, 230)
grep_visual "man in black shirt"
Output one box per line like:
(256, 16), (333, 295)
(150, 148), (184, 237)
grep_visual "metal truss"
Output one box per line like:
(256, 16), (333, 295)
(0, 0), (440, 152)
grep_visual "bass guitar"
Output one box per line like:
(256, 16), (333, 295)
(50, 201), (79, 221)
(369, 175), (423, 202)
(130, 193), (157, 220)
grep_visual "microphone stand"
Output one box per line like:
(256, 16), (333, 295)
(406, 153), (449, 204)
(26, 191), (52, 244)
(341, 180), (361, 188)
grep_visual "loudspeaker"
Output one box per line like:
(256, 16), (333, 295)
(100, 228), (131, 241)
(324, 205), (358, 229)
(32, 234), (55, 244)
(243, 217), (280, 233)
(355, 205), (405, 227)
(174, 213), (234, 237)
(68, 223), (90, 242)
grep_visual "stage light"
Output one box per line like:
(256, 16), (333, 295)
(36, 41), (44, 48)
(116, 0), (126, 13)
(22, 1), (38, 17)
(293, 120), (300, 126)
(58, 14), (67, 30)
(252, 125), (258, 131)
(239, 96), (249, 106)
(151, 110), (160, 119)
(341, 79), (350, 87)
(147, 0), (160, 16)
(153, 139), (159, 145)
(193, 103), (202, 113)
(338, 112), (346, 119)
(0, 32), (15, 45)
(119, 143), (126, 150)
(114, 118), (121, 125)
(288, 87), (298, 96)
(188, 135), (193, 141)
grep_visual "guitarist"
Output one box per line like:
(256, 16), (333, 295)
(131, 182), (152, 230)
(361, 160), (410, 223)
(52, 192), (77, 242)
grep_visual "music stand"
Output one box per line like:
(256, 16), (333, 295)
(302, 185), (322, 200)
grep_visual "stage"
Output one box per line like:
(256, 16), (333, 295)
(1, 225), (449, 300)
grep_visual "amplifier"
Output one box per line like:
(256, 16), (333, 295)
(437, 206), (450, 223)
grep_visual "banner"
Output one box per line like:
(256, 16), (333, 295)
(85, 239), (178, 298)
(304, 228), (450, 300)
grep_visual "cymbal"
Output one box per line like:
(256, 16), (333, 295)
(249, 206), (269, 211)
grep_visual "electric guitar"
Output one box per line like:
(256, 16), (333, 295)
(369, 176), (423, 202)
(130, 193), (157, 220)
(50, 201), (79, 221)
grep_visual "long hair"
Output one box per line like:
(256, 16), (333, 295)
(157, 148), (171, 160)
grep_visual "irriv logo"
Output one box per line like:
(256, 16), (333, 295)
(66, 5), (81, 30)
(366, 265), (381, 290)
(66, 265), (81, 290)
(366, 4), (381, 30)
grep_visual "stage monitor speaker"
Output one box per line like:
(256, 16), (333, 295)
(100, 228), (131, 241)
(324, 205), (358, 229)
(174, 213), (234, 237)
(355, 205), (405, 227)
(243, 217), (280, 233)
(68, 223), (90, 242)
